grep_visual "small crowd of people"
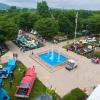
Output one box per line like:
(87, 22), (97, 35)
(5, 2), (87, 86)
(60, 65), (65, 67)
(0, 71), (14, 88)
(20, 46), (26, 53)
(37, 37), (46, 45)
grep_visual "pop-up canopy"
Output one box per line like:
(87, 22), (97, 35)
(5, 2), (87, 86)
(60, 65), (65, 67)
(7, 59), (16, 66)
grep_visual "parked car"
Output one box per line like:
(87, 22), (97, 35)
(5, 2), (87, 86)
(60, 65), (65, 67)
(86, 37), (96, 43)
(80, 48), (94, 55)
(68, 43), (83, 51)
(65, 59), (78, 71)
(15, 67), (36, 98)
(91, 57), (100, 64)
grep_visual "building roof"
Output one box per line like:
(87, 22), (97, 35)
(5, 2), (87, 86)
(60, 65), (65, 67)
(87, 85), (100, 100)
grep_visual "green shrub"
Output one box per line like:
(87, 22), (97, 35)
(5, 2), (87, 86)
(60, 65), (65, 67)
(46, 87), (60, 100)
(63, 45), (68, 49)
(92, 85), (97, 90)
(86, 51), (100, 58)
(62, 88), (87, 100)
(57, 32), (65, 36)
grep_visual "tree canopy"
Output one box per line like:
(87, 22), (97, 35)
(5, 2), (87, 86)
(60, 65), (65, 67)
(37, 1), (51, 18)
(0, 1), (100, 41)
(34, 18), (58, 38)
(18, 12), (40, 31)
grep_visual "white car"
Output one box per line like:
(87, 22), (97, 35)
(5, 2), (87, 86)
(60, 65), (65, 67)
(87, 37), (96, 42)
(65, 59), (78, 71)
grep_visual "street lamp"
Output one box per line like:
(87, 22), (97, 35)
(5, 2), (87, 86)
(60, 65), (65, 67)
(85, 25), (88, 38)
(81, 24), (89, 38)
(74, 12), (78, 44)
(86, 25), (88, 30)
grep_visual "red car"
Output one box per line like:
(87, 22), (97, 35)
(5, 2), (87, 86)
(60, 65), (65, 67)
(68, 44), (83, 51)
(15, 67), (36, 98)
(91, 57), (100, 64)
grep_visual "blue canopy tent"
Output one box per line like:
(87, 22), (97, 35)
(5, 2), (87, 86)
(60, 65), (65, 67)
(0, 59), (16, 78)
(7, 59), (16, 67)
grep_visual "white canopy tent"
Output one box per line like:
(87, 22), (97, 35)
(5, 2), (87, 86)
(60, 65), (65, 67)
(18, 29), (23, 35)
(87, 85), (100, 100)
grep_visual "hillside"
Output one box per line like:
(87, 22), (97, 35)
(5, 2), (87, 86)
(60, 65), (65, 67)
(0, 3), (10, 9)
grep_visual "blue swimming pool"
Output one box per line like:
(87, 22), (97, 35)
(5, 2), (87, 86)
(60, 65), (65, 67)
(39, 51), (69, 68)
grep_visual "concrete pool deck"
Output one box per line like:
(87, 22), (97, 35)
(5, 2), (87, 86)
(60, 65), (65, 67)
(31, 49), (74, 72)
(3, 40), (100, 98)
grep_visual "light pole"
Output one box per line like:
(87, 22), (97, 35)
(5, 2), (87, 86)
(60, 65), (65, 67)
(85, 24), (88, 38)
(74, 12), (78, 44)
(81, 24), (89, 38)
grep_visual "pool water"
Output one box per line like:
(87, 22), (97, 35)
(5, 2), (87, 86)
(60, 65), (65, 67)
(39, 51), (69, 68)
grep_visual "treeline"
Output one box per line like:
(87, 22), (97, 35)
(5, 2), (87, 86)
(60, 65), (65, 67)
(0, 1), (100, 41)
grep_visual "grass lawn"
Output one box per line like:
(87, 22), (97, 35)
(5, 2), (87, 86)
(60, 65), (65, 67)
(3, 61), (59, 100)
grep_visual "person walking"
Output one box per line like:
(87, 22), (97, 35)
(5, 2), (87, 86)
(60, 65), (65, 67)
(13, 53), (15, 59)
(15, 53), (18, 60)
(13, 53), (18, 60)
(9, 79), (13, 88)
(9, 71), (14, 88)
(54, 39), (58, 44)
(31, 51), (34, 55)
(66, 47), (69, 51)
(23, 47), (25, 53)
(10, 71), (14, 80)
(66, 40), (69, 51)
(20, 47), (23, 51)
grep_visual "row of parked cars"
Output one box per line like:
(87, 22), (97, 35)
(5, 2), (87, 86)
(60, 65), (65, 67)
(16, 35), (42, 51)
(68, 37), (100, 55)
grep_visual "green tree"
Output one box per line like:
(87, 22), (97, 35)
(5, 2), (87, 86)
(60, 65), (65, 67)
(37, 1), (51, 18)
(58, 11), (75, 38)
(82, 14), (100, 34)
(34, 18), (58, 38)
(10, 6), (17, 10)
(18, 12), (40, 31)
(0, 20), (18, 40)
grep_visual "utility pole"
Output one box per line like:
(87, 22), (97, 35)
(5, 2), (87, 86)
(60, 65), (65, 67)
(74, 12), (78, 44)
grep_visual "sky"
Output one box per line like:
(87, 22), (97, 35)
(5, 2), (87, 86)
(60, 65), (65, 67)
(0, 0), (100, 10)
